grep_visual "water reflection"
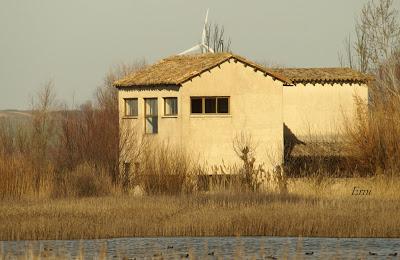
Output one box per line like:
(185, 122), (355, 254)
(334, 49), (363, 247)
(1, 237), (399, 259)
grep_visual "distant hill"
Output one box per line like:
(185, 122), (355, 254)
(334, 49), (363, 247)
(0, 110), (32, 119)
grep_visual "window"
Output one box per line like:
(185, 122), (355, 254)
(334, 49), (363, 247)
(205, 98), (216, 113)
(191, 98), (203, 114)
(190, 97), (230, 114)
(124, 98), (138, 117)
(164, 97), (178, 116)
(217, 97), (229, 113)
(145, 98), (158, 134)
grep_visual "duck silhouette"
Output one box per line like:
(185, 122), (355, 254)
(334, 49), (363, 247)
(369, 251), (377, 256)
(305, 251), (314, 255)
(388, 252), (398, 256)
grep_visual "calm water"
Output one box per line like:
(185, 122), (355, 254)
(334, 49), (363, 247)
(1, 237), (399, 259)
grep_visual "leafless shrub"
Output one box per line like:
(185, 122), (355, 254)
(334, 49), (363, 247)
(53, 163), (113, 198)
(56, 61), (147, 185)
(0, 61), (147, 200)
(118, 122), (148, 191)
(233, 132), (265, 192)
(136, 143), (196, 195)
(343, 96), (400, 175)
(0, 83), (58, 199)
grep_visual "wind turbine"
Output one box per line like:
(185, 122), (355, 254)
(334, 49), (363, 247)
(179, 9), (214, 55)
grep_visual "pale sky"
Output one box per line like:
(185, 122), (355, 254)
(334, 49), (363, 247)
(1, 0), (396, 109)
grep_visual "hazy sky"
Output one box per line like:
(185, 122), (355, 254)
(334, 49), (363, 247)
(1, 0), (396, 109)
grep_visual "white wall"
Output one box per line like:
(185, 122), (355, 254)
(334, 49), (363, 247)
(118, 60), (284, 173)
(283, 82), (368, 142)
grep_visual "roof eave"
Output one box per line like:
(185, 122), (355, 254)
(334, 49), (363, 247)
(114, 83), (181, 89)
(290, 79), (371, 85)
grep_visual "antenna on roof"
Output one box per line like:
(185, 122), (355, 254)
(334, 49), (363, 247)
(179, 9), (214, 55)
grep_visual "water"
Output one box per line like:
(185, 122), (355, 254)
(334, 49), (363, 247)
(1, 237), (399, 259)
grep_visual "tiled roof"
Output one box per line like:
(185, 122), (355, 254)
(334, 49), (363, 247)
(269, 68), (372, 84)
(114, 53), (292, 87)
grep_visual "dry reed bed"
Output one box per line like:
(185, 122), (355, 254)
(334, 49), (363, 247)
(1, 177), (399, 240)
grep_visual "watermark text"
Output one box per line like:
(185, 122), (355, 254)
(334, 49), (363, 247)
(352, 186), (371, 196)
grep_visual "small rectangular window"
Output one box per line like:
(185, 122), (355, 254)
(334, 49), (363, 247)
(191, 96), (230, 115)
(191, 98), (203, 114)
(217, 97), (229, 113)
(145, 98), (158, 134)
(145, 117), (158, 133)
(205, 98), (216, 113)
(164, 97), (178, 116)
(124, 98), (138, 117)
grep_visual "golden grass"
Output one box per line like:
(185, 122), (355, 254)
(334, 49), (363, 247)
(0, 176), (399, 240)
(0, 156), (54, 200)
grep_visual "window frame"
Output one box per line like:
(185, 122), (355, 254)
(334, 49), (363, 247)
(144, 98), (158, 134)
(163, 97), (178, 116)
(190, 96), (230, 115)
(124, 98), (138, 117)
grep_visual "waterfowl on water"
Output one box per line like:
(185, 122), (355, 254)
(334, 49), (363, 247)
(305, 251), (314, 255)
(388, 252), (398, 256)
(369, 251), (377, 255)
(265, 255), (278, 259)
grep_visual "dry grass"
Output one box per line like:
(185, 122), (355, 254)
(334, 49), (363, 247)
(0, 156), (54, 200)
(135, 144), (197, 195)
(343, 96), (400, 175)
(0, 176), (399, 240)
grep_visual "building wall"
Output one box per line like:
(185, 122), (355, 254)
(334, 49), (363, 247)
(283, 82), (368, 141)
(118, 60), (284, 173)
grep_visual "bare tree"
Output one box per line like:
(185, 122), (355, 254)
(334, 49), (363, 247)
(340, 0), (400, 98)
(205, 23), (232, 53)
(340, 0), (400, 72)
(57, 61), (147, 185)
(29, 81), (60, 192)
(97, 60), (146, 111)
(31, 81), (58, 163)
